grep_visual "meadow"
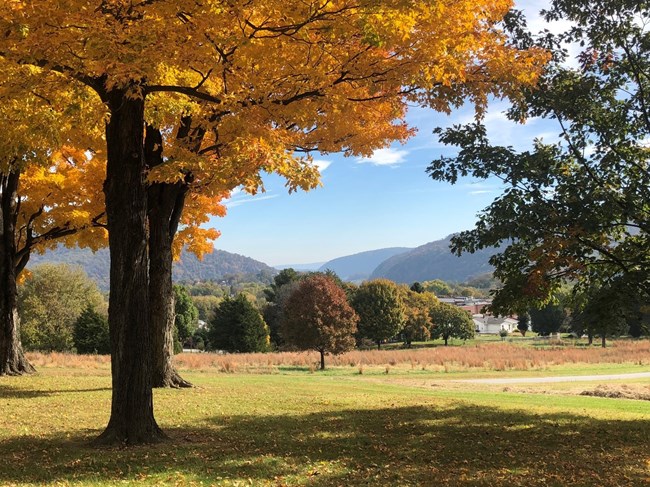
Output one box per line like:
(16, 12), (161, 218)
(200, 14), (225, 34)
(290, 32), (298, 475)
(1, 340), (649, 486)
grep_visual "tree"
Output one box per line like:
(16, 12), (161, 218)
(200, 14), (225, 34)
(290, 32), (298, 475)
(353, 279), (405, 349)
(281, 275), (358, 369)
(410, 282), (424, 294)
(264, 270), (303, 348)
(0, 0), (545, 444)
(517, 311), (530, 336)
(192, 295), (221, 322)
(208, 294), (270, 353)
(428, 0), (650, 316)
(19, 264), (106, 352)
(0, 64), (106, 375)
(570, 282), (630, 347)
(74, 307), (110, 355)
(530, 303), (567, 337)
(430, 303), (475, 345)
(402, 289), (438, 347)
(174, 285), (199, 347)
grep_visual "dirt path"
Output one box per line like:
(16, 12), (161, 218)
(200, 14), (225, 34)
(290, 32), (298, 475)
(458, 371), (650, 385)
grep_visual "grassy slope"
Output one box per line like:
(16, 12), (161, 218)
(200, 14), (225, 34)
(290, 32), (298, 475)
(1, 366), (649, 486)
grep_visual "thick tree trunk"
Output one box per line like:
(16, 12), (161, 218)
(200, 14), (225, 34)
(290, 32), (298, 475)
(377, 341), (381, 350)
(601, 335), (606, 348)
(319, 349), (325, 370)
(0, 171), (34, 376)
(145, 126), (192, 389)
(95, 90), (164, 445)
(444, 336), (449, 346)
(587, 332), (593, 345)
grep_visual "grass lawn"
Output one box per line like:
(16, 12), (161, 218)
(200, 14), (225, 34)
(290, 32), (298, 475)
(1, 363), (649, 486)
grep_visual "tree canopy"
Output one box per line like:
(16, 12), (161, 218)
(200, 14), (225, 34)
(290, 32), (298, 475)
(208, 294), (270, 353)
(281, 275), (358, 369)
(353, 279), (405, 348)
(430, 302), (475, 345)
(0, 0), (547, 444)
(428, 0), (650, 314)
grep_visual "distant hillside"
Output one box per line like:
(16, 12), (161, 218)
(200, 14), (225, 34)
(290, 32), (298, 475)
(370, 235), (496, 284)
(319, 247), (412, 281)
(27, 246), (276, 290)
(275, 262), (326, 272)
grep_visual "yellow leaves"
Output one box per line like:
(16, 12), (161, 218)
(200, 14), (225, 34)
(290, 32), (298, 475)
(17, 150), (107, 253)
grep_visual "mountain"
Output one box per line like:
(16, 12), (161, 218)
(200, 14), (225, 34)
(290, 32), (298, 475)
(319, 247), (412, 281)
(370, 235), (496, 284)
(27, 246), (276, 290)
(275, 262), (326, 272)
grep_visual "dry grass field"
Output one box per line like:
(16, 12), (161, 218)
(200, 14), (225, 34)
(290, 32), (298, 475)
(26, 339), (650, 374)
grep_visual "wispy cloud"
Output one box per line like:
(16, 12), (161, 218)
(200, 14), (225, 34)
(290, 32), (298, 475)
(468, 190), (495, 195)
(313, 159), (332, 172)
(225, 193), (279, 208)
(356, 148), (409, 166)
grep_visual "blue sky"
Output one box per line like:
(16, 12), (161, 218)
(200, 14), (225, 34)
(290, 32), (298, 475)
(208, 0), (566, 266)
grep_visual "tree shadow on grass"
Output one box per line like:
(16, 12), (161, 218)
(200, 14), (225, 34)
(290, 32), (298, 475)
(0, 384), (110, 398)
(0, 403), (648, 486)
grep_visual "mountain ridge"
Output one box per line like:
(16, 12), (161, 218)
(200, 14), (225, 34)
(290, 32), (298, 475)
(27, 246), (276, 289)
(369, 235), (495, 284)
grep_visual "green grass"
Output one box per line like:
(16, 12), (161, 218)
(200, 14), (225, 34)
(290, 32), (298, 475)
(1, 367), (649, 486)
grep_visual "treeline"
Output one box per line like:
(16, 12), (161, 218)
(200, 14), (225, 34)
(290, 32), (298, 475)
(19, 264), (477, 368)
(515, 285), (650, 347)
(182, 269), (476, 369)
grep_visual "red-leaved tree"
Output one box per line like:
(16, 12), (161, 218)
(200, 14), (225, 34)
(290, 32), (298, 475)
(282, 275), (358, 370)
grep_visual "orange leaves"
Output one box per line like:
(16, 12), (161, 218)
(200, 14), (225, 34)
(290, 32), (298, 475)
(17, 149), (107, 254)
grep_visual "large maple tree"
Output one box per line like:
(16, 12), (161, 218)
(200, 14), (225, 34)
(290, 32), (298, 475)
(0, 0), (546, 444)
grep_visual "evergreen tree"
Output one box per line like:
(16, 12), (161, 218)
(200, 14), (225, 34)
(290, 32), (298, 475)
(73, 307), (110, 355)
(209, 294), (270, 353)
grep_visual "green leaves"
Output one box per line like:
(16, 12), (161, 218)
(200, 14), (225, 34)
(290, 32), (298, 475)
(429, 0), (650, 314)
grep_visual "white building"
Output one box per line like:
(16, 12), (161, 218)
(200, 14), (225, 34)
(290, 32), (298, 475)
(472, 314), (518, 334)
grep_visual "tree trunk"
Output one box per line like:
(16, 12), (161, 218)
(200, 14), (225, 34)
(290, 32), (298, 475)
(588, 332), (593, 345)
(444, 336), (449, 346)
(145, 125), (192, 389)
(94, 90), (164, 445)
(0, 171), (34, 376)
(319, 349), (325, 370)
(377, 341), (381, 350)
(601, 335), (606, 348)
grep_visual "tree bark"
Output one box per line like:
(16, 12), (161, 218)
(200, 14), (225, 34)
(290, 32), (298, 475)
(444, 336), (449, 346)
(94, 90), (164, 445)
(601, 335), (606, 348)
(0, 171), (35, 376)
(319, 349), (325, 370)
(145, 125), (192, 389)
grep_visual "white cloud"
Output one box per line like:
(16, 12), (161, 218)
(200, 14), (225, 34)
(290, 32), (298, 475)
(356, 148), (409, 166)
(468, 190), (495, 195)
(313, 159), (332, 172)
(225, 193), (279, 208)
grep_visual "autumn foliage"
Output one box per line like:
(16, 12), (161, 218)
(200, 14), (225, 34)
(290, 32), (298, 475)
(282, 275), (358, 370)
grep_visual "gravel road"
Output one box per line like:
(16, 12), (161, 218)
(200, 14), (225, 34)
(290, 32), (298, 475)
(458, 371), (650, 385)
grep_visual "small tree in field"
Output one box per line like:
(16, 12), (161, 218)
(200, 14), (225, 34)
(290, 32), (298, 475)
(208, 294), (270, 353)
(353, 279), (405, 349)
(282, 275), (358, 370)
(430, 303), (475, 346)
(402, 289), (438, 347)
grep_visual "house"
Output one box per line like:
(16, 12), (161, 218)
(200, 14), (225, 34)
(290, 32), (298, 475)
(472, 314), (518, 334)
